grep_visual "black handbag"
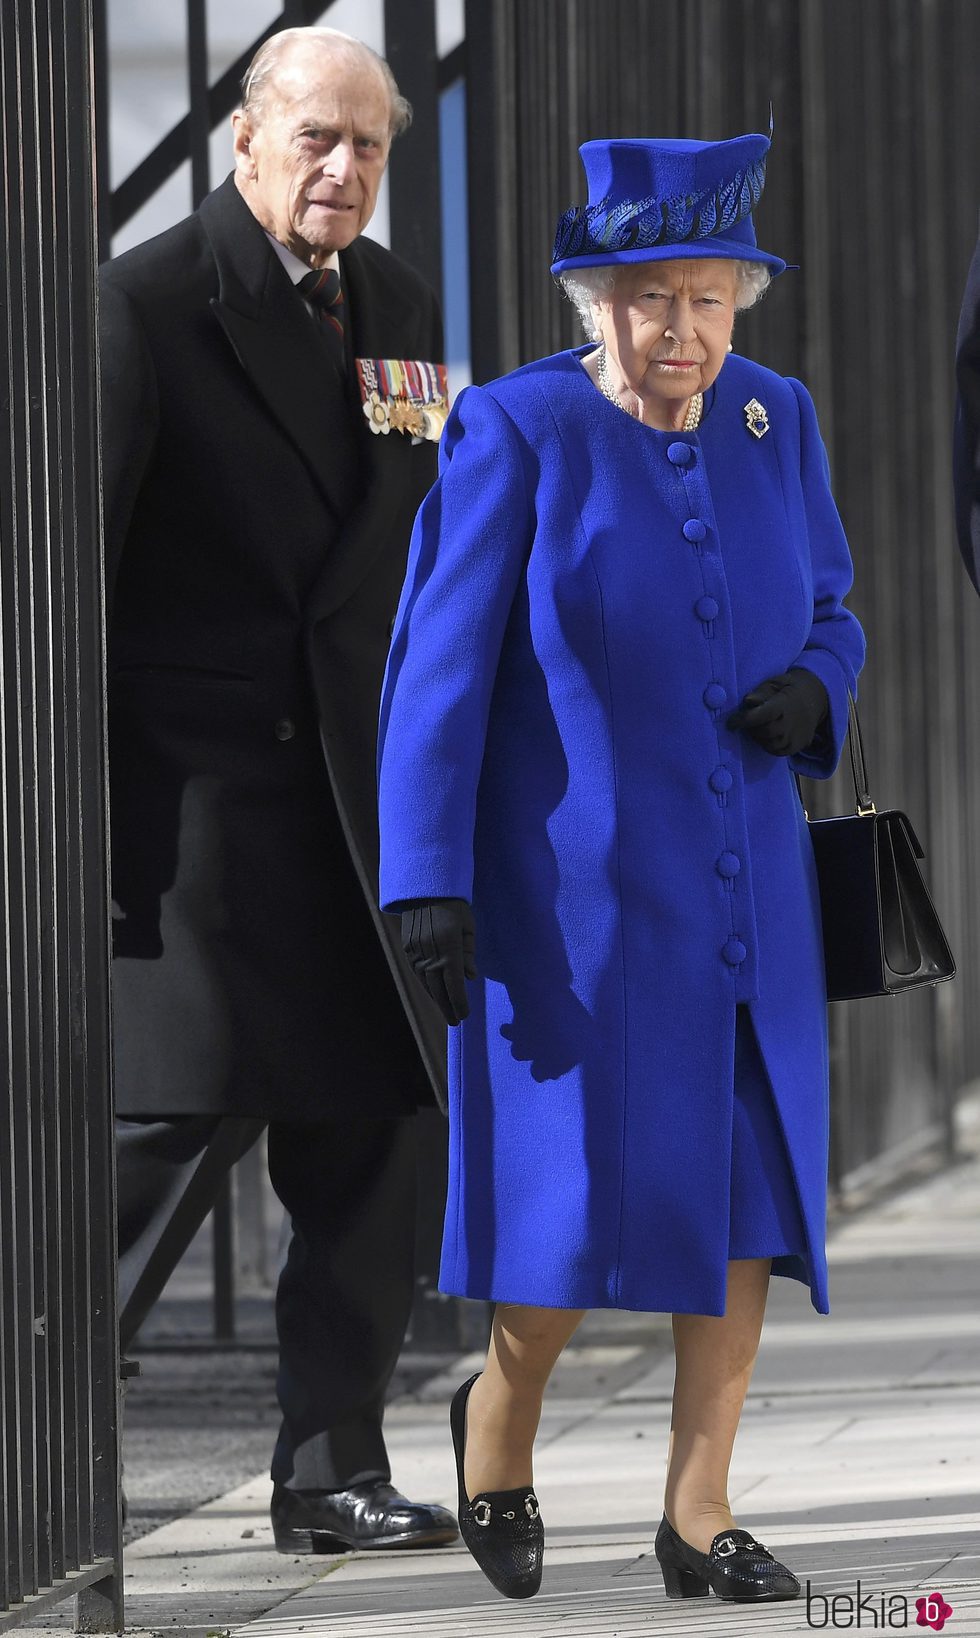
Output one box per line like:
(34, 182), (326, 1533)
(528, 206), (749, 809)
(802, 699), (956, 1002)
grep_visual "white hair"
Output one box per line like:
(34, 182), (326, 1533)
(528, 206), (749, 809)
(559, 259), (772, 339)
(240, 26), (411, 138)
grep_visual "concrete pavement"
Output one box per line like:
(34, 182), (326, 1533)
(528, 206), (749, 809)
(232, 1130), (980, 1636)
(15, 1095), (980, 1637)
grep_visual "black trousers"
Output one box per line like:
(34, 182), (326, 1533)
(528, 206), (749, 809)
(116, 1113), (418, 1490)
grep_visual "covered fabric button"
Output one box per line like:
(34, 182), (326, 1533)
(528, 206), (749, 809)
(683, 519), (707, 542)
(722, 937), (747, 966)
(667, 441), (694, 465)
(703, 682), (727, 710)
(717, 851), (741, 879)
(274, 717), (296, 741)
(695, 595), (719, 622)
(709, 766), (733, 794)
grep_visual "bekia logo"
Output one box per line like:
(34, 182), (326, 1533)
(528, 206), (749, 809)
(916, 1593), (954, 1632)
(806, 1581), (954, 1629)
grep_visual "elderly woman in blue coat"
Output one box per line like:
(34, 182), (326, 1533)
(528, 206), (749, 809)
(378, 129), (865, 1606)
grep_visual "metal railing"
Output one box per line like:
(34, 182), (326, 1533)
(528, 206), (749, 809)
(94, 0), (332, 256)
(1, 0), (122, 1629)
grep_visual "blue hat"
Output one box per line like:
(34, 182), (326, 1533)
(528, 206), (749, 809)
(550, 132), (786, 277)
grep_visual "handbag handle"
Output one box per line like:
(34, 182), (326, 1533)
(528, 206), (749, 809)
(846, 696), (877, 817)
(796, 693), (876, 817)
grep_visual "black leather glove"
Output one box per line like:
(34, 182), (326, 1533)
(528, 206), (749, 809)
(400, 898), (477, 1026)
(727, 668), (829, 757)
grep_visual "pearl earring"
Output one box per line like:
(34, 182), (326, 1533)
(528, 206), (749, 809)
(727, 341), (733, 353)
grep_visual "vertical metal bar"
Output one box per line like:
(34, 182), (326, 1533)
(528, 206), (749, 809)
(91, 0), (110, 260)
(798, 0), (835, 442)
(916, 0), (962, 1162)
(408, 1109), (456, 1350)
(187, 0), (210, 209)
(4, 0), (42, 1602)
(212, 1173), (236, 1341)
(235, 1135), (269, 1289)
(76, 1570), (124, 1637)
(51, 0), (94, 1579)
(32, 0), (64, 1589)
(6, 0), (30, 1599)
(950, 0), (980, 1104)
(72, 0), (122, 1607)
(383, 0), (443, 299)
(463, 0), (516, 382)
(803, 0), (851, 1187)
(381, 0), (456, 1342)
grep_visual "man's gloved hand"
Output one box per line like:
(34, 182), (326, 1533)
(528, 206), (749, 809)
(727, 668), (829, 757)
(400, 898), (477, 1026)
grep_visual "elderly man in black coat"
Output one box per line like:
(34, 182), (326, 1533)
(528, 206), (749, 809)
(955, 223), (980, 587)
(99, 25), (454, 1553)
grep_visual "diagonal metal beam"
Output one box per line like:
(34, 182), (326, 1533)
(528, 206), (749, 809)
(108, 0), (329, 235)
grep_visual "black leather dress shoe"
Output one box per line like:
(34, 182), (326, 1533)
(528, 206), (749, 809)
(271, 1480), (458, 1554)
(655, 1513), (800, 1601)
(450, 1372), (544, 1599)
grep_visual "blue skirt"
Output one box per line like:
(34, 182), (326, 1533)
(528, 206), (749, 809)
(729, 1006), (808, 1264)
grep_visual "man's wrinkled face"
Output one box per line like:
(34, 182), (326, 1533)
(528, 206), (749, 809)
(233, 47), (391, 261)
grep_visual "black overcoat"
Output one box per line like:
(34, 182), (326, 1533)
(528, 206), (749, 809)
(99, 174), (447, 1120)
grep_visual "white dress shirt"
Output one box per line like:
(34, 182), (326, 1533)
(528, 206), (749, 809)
(265, 233), (340, 315)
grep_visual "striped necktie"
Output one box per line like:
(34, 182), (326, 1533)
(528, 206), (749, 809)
(298, 266), (345, 365)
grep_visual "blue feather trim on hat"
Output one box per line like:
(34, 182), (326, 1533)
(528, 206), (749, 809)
(552, 157), (768, 266)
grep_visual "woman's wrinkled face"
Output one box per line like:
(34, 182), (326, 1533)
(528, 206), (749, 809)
(592, 259), (737, 409)
(232, 46), (391, 262)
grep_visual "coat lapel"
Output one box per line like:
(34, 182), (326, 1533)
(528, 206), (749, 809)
(200, 175), (362, 522)
(304, 236), (433, 622)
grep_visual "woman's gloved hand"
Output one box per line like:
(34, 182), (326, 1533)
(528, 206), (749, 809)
(727, 668), (829, 757)
(400, 898), (477, 1025)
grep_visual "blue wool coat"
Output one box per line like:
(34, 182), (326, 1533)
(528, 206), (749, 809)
(378, 347), (865, 1317)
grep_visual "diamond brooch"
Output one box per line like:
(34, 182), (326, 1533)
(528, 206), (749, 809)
(744, 398), (770, 438)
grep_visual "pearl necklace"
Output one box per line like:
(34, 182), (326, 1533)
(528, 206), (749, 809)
(596, 344), (703, 430)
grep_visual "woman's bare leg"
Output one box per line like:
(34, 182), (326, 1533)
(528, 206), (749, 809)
(463, 1303), (585, 1496)
(663, 1257), (771, 1553)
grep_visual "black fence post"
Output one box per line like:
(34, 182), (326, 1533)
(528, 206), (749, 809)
(384, 0), (443, 302)
(383, 0), (464, 1349)
(463, 0), (516, 383)
(187, 0), (212, 209)
(0, 0), (121, 1629)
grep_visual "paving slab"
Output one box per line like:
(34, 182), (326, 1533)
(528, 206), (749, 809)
(235, 1544), (980, 1638)
(12, 1104), (980, 1637)
(221, 1108), (980, 1637)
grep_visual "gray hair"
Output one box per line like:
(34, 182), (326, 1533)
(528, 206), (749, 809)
(240, 26), (412, 139)
(559, 260), (772, 339)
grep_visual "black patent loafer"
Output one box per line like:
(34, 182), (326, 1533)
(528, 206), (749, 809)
(271, 1480), (458, 1553)
(450, 1372), (544, 1599)
(655, 1513), (800, 1601)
